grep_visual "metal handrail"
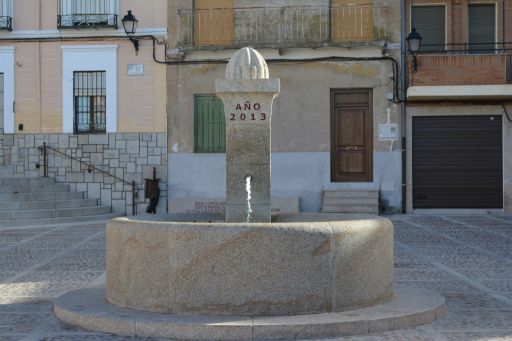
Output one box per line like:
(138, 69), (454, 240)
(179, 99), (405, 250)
(416, 42), (512, 55)
(38, 142), (139, 215)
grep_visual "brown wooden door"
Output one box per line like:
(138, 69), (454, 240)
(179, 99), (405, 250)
(331, 89), (373, 182)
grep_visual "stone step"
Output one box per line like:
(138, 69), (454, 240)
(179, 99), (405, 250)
(0, 213), (124, 227)
(322, 197), (377, 206)
(0, 183), (69, 194)
(0, 206), (112, 220)
(322, 205), (379, 214)
(0, 198), (98, 211)
(0, 177), (55, 186)
(0, 191), (85, 202)
(323, 190), (379, 199)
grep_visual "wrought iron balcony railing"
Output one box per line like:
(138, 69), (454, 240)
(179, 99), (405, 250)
(0, 0), (12, 31)
(0, 16), (12, 31)
(177, 4), (388, 50)
(58, 0), (118, 29)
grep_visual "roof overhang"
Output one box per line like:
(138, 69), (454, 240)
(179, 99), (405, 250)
(407, 85), (512, 101)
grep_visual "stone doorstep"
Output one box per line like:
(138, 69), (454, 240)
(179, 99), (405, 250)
(53, 285), (445, 340)
(0, 183), (70, 193)
(0, 191), (85, 202)
(0, 198), (98, 211)
(323, 190), (379, 199)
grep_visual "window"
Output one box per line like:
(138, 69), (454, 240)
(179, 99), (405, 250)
(0, 0), (12, 31)
(468, 4), (496, 54)
(73, 71), (106, 133)
(411, 6), (446, 52)
(0, 73), (3, 132)
(194, 95), (226, 153)
(0, 47), (14, 133)
(58, 0), (118, 28)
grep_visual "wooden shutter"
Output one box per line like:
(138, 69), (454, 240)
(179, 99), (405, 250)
(468, 4), (495, 53)
(194, 0), (234, 46)
(195, 95), (226, 153)
(411, 6), (445, 52)
(332, 0), (373, 42)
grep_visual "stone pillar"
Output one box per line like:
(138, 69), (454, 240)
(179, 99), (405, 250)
(216, 47), (280, 223)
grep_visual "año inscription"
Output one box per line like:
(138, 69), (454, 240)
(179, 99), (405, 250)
(229, 101), (267, 122)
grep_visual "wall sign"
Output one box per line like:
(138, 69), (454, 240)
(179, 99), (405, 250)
(127, 64), (144, 76)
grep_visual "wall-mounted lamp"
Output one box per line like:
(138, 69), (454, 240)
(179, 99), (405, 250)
(406, 28), (422, 73)
(122, 10), (139, 55)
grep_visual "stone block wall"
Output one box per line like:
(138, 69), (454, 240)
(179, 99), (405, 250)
(0, 132), (168, 215)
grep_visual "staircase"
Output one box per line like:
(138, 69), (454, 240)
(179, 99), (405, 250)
(321, 190), (379, 214)
(0, 177), (123, 227)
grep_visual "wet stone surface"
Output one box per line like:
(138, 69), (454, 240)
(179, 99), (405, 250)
(0, 215), (512, 339)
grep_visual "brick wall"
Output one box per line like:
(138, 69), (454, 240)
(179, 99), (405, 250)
(409, 54), (508, 86)
(0, 132), (168, 215)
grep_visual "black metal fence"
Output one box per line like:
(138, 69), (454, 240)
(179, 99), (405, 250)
(58, 0), (118, 29)
(0, 0), (12, 31)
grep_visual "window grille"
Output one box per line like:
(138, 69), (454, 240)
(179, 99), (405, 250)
(0, 0), (12, 31)
(73, 71), (106, 134)
(58, 0), (118, 28)
(194, 95), (226, 153)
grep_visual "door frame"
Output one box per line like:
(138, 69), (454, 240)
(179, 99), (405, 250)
(330, 88), (373, 182)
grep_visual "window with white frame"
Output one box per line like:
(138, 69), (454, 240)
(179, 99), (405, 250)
(62, 45), (117, 134)
(0, 73), (4, 132)
(58, 0), (118, 28)
(411, 5), (446, 52)
(0, 0), (12, 31)
(0, 47), (14, 134)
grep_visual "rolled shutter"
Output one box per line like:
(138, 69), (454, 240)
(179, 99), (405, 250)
(468, 4), (495, 53)
(411, 6), (445, 52)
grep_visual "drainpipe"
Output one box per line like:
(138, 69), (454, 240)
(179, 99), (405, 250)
(401, 0), (407, 213)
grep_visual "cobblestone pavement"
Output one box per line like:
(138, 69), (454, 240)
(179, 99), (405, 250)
(1, 215), (512, 340)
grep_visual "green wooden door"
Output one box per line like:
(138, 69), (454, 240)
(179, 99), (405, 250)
(194, 95), (226, 153)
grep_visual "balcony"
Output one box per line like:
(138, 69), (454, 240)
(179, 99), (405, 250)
(409, 45), (512, 87)
(58, 0), (118, 29)
(177, 4), (388, 51)
(407, 44), (512, 101)
(0, 0), (12, 31)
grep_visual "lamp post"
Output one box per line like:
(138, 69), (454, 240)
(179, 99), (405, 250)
(406, 28), (422, 73)
(122, 10), (139, 55)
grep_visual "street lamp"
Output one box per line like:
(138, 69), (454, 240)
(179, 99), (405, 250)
(407, 28), (422, 72)
(122, 10), (139, 54)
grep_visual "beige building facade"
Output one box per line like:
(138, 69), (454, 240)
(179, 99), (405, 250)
(0, 0), (168, 214)
(167, 0), (403, 213)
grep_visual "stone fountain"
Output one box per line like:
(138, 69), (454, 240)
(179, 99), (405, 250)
(54, 48), (445, 340)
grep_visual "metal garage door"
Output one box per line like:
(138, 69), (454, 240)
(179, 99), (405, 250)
(412, 115), (503, 208)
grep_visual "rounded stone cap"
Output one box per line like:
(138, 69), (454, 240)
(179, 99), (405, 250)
(226, 47), (269, 80)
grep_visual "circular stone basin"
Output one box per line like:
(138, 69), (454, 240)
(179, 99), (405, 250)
(106, 213), (394, 316)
